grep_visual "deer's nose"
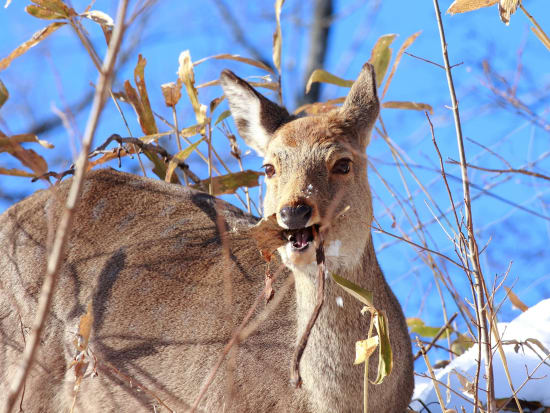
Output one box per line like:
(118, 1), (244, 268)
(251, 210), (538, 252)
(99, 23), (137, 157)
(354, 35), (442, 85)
(279, 204), (312, 229)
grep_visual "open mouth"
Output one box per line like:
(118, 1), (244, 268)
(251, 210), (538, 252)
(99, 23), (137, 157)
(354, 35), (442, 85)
(283, 225), (318, 252)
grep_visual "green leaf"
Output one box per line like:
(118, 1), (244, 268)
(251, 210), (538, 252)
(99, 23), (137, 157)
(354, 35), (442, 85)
(165, 138), (204, 182)
(305, 69), (353, 94)
(451, 333), (474, 356)
(373, 311), (393, 384)
(369, 34), (397, 88)
(32, 0), (71, 17)
(382, 101), (433, 114)
(194, 170), (263, 195)
(331, 273), (374, 308)
(25, 5), (66, 20)
(407, 317), (445, 338)
(0, 80), (8, 109)
(214, 110), (231, 126)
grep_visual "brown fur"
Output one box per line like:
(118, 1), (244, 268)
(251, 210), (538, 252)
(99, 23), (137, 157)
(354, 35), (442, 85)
(0, 63), (413, 412)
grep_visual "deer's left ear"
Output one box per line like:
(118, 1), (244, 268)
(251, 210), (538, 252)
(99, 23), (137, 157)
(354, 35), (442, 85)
(220, 70), (292, 157)
(339, 63), (380, 148)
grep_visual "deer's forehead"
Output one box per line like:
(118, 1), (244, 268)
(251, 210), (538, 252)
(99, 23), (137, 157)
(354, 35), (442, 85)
(267, 116), (353, 158)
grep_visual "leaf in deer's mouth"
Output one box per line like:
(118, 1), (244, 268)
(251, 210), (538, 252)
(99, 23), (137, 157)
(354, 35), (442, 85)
(249, 214), (286, 261)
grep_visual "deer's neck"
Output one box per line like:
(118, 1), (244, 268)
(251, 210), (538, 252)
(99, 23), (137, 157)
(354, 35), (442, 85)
(292, 238), (389, 412)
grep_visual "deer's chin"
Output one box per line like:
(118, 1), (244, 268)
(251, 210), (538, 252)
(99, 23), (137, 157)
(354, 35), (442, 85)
(283, 240), (316, 266)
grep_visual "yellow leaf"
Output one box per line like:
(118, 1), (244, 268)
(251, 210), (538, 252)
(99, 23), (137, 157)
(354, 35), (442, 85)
(504, 287), (529, 312)
(193, 53), (274, 74)
(369, 34), (397, 88)
(305, 69), (353, 94)
(178, 51), (206, 127)
(447, 0), (498, 14)
(0, 22), (66, 71)
(382, 31), (422, 99)
(382, 100), (433, 114)
(0, 80), (9, 109)
(354, 336), (379, 365)
(272, 0), (286, 74)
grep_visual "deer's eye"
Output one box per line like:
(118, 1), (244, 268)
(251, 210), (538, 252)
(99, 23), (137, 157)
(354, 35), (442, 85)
(263, 164), (275, 178)
(332, 158), (352, 175)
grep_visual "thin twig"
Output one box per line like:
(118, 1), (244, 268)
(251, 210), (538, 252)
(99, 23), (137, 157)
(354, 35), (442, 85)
(447, 160), (550, 182)
(2, 2), (128, 412)
(432, 1), (495, 411)
(416, 338), (447, 413)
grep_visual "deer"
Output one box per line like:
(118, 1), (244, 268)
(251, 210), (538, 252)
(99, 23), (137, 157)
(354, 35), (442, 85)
(0, 63), (414, 412)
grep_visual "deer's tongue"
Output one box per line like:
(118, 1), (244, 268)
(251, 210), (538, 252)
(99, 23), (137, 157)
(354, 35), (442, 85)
(287, 227), (314, 250)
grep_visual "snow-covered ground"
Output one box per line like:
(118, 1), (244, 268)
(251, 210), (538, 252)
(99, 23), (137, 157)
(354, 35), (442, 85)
(412, 299), (550, 412)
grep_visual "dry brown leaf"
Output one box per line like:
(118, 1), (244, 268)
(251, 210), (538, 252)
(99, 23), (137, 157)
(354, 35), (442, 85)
(272, 0), (285, 74)
(249, 214), (286, 261)
(354, 336), (379, 365)
(161, 81), (182, 107)
(0, 133), (54, 149)
(133, 55), (158, 135)
(0, 136), (48, 176)
(382, 31), (422, 99)
(504, 286), (529, 312)
(0, 22), (65, 71)
(447, 0), (498, 14)
(498, 0), (520, 25)
(0, 167), (35, 177)
(193, 53), (274, 74)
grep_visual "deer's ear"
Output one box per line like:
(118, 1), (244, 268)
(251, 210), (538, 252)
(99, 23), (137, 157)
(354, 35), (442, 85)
(340, 63), (380, 148)
(220, 70), (292, 156)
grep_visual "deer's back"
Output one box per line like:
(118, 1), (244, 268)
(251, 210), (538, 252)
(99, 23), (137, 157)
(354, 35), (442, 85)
(0, 169), (301, 412)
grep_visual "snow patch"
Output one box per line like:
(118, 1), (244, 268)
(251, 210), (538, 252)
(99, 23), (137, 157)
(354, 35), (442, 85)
(412, 299), (550, 410)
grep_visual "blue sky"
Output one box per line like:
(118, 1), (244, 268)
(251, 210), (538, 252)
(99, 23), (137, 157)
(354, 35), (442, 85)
(1, 0), (549, 363)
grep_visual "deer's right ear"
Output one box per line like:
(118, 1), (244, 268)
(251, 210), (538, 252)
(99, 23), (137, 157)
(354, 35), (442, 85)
(220, 70), (291, 157)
